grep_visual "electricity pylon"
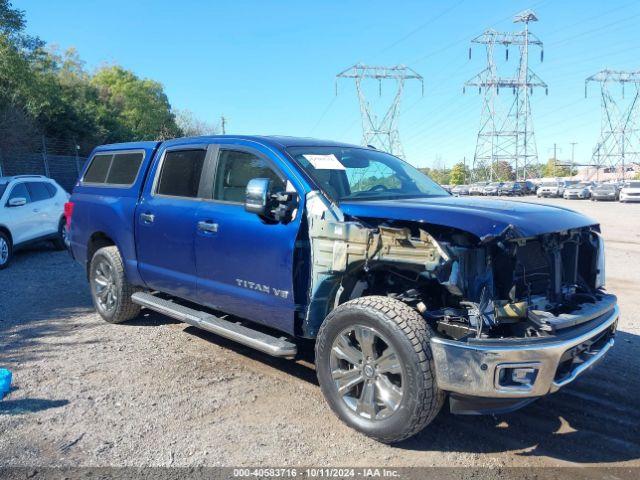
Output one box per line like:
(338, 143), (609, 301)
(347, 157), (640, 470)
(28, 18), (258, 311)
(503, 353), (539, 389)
(585, 70), (640, 181)
(465, 10), (547, 181)
(336, 64), (423, 159)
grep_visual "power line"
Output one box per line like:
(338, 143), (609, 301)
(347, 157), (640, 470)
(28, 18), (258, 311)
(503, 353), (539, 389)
(368, 0), (467, 62)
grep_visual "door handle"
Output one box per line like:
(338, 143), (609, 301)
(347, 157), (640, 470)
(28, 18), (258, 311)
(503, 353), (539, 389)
(140, 212), (155, 223)
(197, 221), (218, 233)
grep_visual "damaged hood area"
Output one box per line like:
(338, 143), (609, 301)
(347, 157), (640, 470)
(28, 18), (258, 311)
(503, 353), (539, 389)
(340, 196), (598, 240)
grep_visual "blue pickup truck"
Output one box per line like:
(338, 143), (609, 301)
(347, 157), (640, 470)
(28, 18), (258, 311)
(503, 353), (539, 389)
(67, 136), (618, 443)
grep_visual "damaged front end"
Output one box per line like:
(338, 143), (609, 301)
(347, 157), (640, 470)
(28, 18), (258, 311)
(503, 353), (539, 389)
(301, 191), (618, 413)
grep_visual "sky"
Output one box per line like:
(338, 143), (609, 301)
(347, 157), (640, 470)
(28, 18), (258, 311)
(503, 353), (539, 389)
(18, 0), (640, 169)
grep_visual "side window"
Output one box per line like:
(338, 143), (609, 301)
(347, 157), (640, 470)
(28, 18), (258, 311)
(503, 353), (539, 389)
(27, 182), (54, 202)
(83, 154), (113, 183)
(44, 183), (58, 197)
(7, 183), (31, 204)
(106, 152), (144, 185)
(213, 150), (285, 203)
(156, 149), (206, 198)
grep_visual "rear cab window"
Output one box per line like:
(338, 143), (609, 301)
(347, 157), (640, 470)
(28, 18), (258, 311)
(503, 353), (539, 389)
(155, 149), (207, 198)
(82, 151), (145, 186)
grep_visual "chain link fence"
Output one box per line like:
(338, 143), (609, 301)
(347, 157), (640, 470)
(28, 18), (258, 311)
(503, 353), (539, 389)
(0, 136), (88, 192)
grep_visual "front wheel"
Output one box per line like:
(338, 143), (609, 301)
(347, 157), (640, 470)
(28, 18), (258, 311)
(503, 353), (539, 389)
(315, 296), (444, 443)
(89, 246), (141, 323)
(0, 231), (12, 270)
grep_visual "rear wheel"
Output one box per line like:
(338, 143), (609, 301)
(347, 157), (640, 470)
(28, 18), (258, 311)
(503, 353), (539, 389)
(89, 246), (141, 323)
(315, 296), (444, 443)
(0, 231), (12, 270)
(51, 217), (69, 250)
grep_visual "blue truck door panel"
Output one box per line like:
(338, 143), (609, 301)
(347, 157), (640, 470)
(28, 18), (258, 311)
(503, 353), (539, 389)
(135, 196), (201, 298)
(135, 145), (213, 300)
(194, 144), (302, 334)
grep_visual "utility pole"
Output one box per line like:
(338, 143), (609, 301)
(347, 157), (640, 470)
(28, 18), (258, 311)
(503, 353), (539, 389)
(463, 155), (467, 183)
(41, 136), (50, 178)
(336, 63), (423, 158)
(586, 70), (640, 181)
(465, 9), (547, 182)
(548, 143), (563, 177)
(570, 141), (577, 176)
(220, 115), (227, 135)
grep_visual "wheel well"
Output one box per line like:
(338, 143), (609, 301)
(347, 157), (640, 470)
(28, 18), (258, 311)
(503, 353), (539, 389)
(0, 226), (12, 248)
(86, 232), (115, 276)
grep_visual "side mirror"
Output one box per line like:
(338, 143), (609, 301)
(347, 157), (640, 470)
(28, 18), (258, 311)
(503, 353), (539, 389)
(245, 178), (271, 216)
(8, 197), (27, 207)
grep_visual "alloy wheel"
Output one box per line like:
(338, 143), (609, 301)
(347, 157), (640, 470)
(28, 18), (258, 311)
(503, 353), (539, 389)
(329, 325), (404, 421)
(93, 260), (117, 312)
(61, 223), (70, 249)
(0, 237), (8, 265)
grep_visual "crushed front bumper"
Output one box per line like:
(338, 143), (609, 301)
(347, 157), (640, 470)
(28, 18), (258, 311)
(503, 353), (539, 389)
(430, 303), (618, 403)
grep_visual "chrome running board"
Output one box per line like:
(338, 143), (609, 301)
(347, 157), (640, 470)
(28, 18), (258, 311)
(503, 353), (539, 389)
(131, 292), (297, 358)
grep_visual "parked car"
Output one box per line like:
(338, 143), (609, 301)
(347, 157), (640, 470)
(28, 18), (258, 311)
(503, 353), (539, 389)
(451, 184), (470, 196)
(563, 182), (593, 200)
(497, 182), (524, 196)
(0, 175), (69, 269)
(469, 182), (488, 195)
(483, 182), (503, 196)
(517, 180), (537, 195)
(67, 136), (618, 443)
(537, 180), (565, 198)
(591, 183), (619, 201)
(620, 181), (640, 203)
(440, 184), (452, 193)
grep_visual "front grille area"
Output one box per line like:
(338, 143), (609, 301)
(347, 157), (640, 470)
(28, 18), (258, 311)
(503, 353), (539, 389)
(513, 240), (552, 297)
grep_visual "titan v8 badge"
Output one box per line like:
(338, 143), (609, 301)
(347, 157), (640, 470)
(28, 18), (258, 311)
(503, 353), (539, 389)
(235, 279), (289, 299)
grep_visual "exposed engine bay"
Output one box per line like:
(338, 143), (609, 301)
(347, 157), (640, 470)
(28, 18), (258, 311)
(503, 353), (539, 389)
(301, 192), (611, 341)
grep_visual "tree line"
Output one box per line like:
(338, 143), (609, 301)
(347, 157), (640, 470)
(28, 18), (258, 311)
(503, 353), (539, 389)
(420, 158), (575, 185)
(0, 1), (216, 157)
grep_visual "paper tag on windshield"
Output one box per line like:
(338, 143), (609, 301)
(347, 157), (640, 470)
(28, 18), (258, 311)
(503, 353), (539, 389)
(303, 154), (345, 170)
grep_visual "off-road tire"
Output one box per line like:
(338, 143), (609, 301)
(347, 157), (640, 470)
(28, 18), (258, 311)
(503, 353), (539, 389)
(89, 246), (141, 324)
(315, 295), (444, 444)
(51, 217), (68, 250)
(0, 230), (12, 270)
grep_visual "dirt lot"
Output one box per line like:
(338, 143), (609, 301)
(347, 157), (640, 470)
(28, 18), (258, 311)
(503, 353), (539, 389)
(1, 197), (639, 468)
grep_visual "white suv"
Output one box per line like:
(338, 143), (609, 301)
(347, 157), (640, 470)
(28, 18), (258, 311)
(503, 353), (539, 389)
(0, 175), (70, 269)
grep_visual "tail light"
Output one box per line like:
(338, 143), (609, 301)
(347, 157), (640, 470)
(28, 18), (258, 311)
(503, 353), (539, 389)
(64, 201), (74, 229)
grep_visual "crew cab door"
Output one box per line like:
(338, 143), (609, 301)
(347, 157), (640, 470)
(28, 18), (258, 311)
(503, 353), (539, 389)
(194, 144), (302, 334)
(135, 145), (212, 300)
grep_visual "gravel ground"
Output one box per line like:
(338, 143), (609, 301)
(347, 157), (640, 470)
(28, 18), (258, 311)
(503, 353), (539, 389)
(1, 197), (639, 468)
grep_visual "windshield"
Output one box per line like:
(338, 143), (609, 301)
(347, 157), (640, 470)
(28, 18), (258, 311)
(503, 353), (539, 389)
(541, 181), (558, 187)
(0, 183), (7, 199)
(287, 147), (449, 201)
(597, 184), (615, 191)
(627, 181), (640, 188)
